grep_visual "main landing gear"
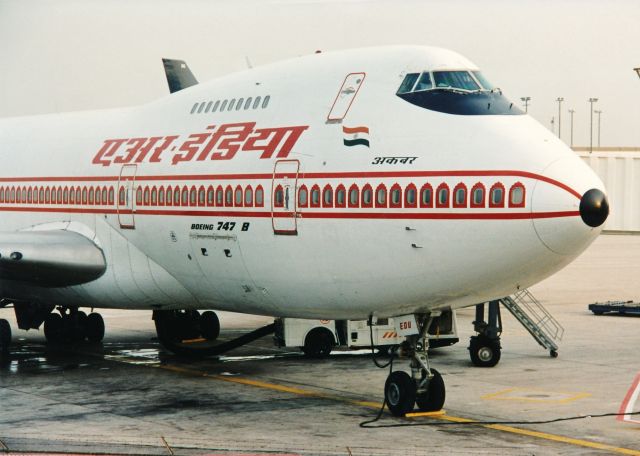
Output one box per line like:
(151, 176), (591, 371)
(468, 301), (501, 367)
(43, 308), (105, 344)
(383, 314), (446, 416)
(0, 318), (11, 363)
(153, 309), (275, 358)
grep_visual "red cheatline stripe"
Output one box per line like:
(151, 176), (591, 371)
(342, 126), (369, 134)
(0, 206), (580, 220)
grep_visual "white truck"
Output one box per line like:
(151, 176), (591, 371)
(274, 310), (458, 357)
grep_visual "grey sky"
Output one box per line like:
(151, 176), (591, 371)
(1, 0), (639, 146)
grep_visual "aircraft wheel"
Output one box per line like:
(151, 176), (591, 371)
(302, 328), (333, 358)
(469, 335), (501, 367)
(415, 368), (445, 412)
(0, 318), (11, 351)
(200, 311), (220, 341)
(86, 313), (105, 343)
(69, 311), (88, 342)
(384, 370), (416, 416)
(44, 312), (64, 343)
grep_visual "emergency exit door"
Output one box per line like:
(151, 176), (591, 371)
(271, 160), (299, 235)
(327, 72), (366, 122)
(117, 164), (137, 229)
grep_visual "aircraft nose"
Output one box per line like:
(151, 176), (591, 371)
(579, 188), (609, 228)
(531, 156), (607, 256)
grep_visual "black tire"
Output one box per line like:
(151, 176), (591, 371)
(63, 311), (88, 342)
(177, 310), (201, 341)
(302, 328), (334, 358)
(469, 335), (501, 367)
(0, 319), (11, 350)
(384, 371), (416, 416)
(200, 311), (220, 341)
(415, 368), (446, 412)
(44, 312), (64, 343)
(86, 313), (105, 343)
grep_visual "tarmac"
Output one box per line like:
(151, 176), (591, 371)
(1, 233), (640, 455)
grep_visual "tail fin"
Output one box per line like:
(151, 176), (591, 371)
(162, 58), (198, 93)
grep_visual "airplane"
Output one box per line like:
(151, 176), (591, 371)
(0, 45), (609, 416)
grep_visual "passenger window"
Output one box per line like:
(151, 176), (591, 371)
(236, 98), (244, 111)
(228, 99), (236, 111)
(437, 187), (449, 207)
(349, 186), (359, 207)
(491, 186), (504, 206)
(158, 187), (165, 205)
(212, 100), (220, 112)
(198, 187), (205, 205)
(298, 187), (308, 206)
(207, 187), (215, 206)
(216, 187), (224, 205)
(376, 186), (387, 207)
(454, 187), (466, 206)
(323, 186), (333, 206)
(414, 72), (432, 91)
(190, 103), (199, 114)
(255, 186), (264, 206)
(244, 97), (252, 110)
(253, 96), (262, 109)
(245, 187), (253, 206)
(205, 101), (213, 113)
(473, 187), (484, 206)
(225, 186), (233, 206)
(406, 187), (416, 206)
(390, 186), (401, 206)
(220, 100), (228, 111)
(311, 187), (320, 207)
(510, 185), (524, 207)
(421, 186), (432, 207)
(397, 73), (419, 94)
(274, 186), (284, 207)
(152, 187), (158, 205)
(174, 187), (181, 206)
(262, 95), (270, 108)
(235, 186), (243, 205)
(336, 187), (346, 207)
(197, 102), (206, 113)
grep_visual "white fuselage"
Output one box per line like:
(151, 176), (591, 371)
(0, 46), (605, 319)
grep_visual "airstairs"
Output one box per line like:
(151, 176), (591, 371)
(500, 289), (564, 356)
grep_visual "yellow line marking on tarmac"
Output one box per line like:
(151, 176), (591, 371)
(154, 364), (640, 455)
(481, 387), (592, 404)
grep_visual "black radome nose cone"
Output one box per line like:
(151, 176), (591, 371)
(579, 189), (609, 228)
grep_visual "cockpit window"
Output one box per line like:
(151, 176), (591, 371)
(397, 73), (419, 94)
(414, 72), (433, 91)
(433, 71), (480, 91)
(472, 71), (494, 90)
(395, 68), (523, 116)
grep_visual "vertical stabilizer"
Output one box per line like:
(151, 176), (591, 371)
(162, 58), (198, 93)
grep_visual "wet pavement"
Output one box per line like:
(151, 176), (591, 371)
(1, 234), (640, 455)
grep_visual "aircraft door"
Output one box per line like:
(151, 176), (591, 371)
(117, 164), (137, 229)
(327, 72), (366, 122)
(271, 159), (299, 235)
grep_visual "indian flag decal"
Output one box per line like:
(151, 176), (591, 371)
(343, 125), (370, 147)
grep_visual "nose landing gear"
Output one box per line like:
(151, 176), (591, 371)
(383, 314), (446, 416)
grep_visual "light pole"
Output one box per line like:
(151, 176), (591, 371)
(568, 109), (575, 147)
(520, 96), (531, 113)
(588, 97), (598, 153)
(595, 110), (602, 147)
(556, 97), (564, 139)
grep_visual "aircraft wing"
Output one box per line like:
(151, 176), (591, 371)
(162, 58), (198, 93)
(0, 230), (106, 287)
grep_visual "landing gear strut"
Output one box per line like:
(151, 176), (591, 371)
(468, 301), (502, 367)
(383, 314), (446, 416)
